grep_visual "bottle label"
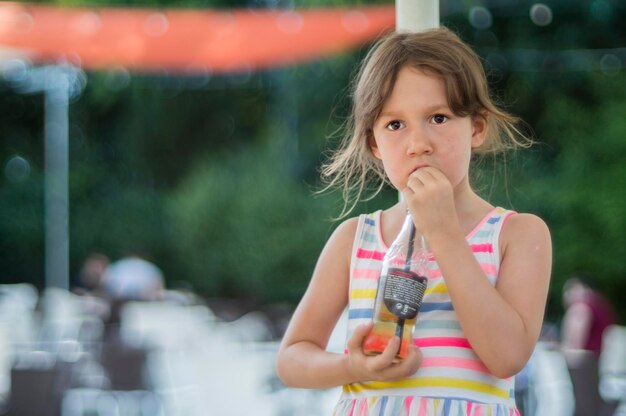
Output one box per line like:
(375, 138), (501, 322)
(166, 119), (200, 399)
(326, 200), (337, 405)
(382, 267), (427, 320)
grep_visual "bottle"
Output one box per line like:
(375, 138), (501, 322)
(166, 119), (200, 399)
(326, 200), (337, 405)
(362, 211), (428, 361)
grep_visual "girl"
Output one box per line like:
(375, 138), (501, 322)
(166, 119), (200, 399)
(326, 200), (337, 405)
(276, 27), (552, 415)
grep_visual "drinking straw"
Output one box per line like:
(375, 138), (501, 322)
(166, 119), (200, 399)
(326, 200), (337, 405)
(395, 221), (417, 347)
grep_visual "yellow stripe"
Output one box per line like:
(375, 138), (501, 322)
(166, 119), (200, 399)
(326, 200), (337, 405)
(343, 377), (509, 399)
(425, 282), (448, 295)
(352, 283), (448, 298)
(350, 289), (376, 299)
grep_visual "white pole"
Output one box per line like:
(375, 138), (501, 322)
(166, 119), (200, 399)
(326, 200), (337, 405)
(44, 67), (70, 291)
(396, 0), (439, 32)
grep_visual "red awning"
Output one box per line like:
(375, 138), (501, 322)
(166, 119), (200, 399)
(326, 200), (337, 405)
(0, 2), (395, 73)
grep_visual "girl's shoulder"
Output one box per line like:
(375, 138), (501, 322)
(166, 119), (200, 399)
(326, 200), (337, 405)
(503, 212), (549, 234)
(500, 212), (551, 255)
(329, 209), (387, 254)
(325, 215), (361, 251)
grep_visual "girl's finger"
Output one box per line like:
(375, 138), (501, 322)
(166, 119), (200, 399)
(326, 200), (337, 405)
(370, 335), (400, 370)
(346, 322), (373, 353)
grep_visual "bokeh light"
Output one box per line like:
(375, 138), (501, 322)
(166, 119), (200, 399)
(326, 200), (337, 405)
(341, 11), (369, 34)
(276, 11), (303, 34)
(4, 155), (31, 183)
(468, 6), (493, 30)
(590, 0), (613, 22)
(600, 54), (621, 76)
(530, 4), (553, 27)
(104, 67), (131, 91)
(143, 13), (169, 37)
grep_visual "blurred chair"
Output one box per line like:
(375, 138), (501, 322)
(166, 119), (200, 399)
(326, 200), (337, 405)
(99, 340), (149, 391)
(525, 342), (575, 416)
(0, 283), (39, 350)
(211, 310), (274, 344)
(62, 388), (163, 416)
(599, 325), (626, 416)
(564, 348), (603, 416)
(6, 351), (74, 416)
(0, 283), (38, 310)
(119, 301), (215, 350)
(0, 283), (39, 400)
(38, 288), (105, 356)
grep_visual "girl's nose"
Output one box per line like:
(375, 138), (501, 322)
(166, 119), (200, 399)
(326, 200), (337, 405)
(406, 129), (433, 156)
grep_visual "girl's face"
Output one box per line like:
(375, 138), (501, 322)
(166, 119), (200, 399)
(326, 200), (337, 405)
(369, 66), (487, 193)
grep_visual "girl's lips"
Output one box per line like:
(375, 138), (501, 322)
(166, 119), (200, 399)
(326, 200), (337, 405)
(411, 164), (430, 173)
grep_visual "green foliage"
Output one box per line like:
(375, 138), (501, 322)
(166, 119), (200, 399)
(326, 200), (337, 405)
(528, 72), (626, 319)
(166, 144), (340, 302)
(0, 174), (45, 286)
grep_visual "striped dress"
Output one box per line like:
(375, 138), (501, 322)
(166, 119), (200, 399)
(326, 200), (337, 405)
(334, 207), (520, 416)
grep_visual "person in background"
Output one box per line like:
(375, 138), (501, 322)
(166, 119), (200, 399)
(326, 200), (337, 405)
(102, 253), (165, 302)
(72, 252), (113, 322)
(561, 274), (618, 354)
(75, 252), (111, 296)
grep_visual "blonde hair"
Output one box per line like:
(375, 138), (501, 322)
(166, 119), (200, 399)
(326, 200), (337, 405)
(321, 27), (532, 218)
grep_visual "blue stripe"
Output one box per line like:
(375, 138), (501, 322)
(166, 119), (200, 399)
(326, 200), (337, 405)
(443, 398), (452, 415)
(379, 396), (388, 416)
(363, 232), (378, 243)
(420, 301), (454, 312)
(473, 229), (493, 239)
(348, 308), (373, 319)
(487, 216), (501, 224)
(364, 217), (376, 226)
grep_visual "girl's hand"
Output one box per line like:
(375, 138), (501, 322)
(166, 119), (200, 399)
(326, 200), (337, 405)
(402, 167), (460, 240)
(345, 322), (422, 382)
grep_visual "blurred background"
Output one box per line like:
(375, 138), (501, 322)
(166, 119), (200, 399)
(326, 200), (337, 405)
(0, 0), (625, 415)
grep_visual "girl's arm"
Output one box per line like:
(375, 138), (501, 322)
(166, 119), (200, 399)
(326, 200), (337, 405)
(276, 218), (421, 389)
(429, 213), (551, 378)
(405, 168), (552, 379)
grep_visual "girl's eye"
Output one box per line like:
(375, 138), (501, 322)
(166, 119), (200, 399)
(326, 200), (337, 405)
(385, 120), (405, 131)
(430, 114), (448, 124)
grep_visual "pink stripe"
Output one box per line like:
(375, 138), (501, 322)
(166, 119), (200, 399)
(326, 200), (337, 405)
(359, 399), (367, 416)
(428, 267), (445, 278)
(429, 269), (443, 278)
(414, 337), (472, 349)
(474, 405), (483, 416)
(356, 248), (385, 261)
(418, 397), (428, 416)
(503, 211), (517, 222)
(404, 396), (414, 414)
(471, 243), (493, 253)
(348, 399), (356, 416)
(352, 268), (379, 279)
(479, 262), (497, 276)
(421, 356), (490, 373)
(467, 401), (473, 415)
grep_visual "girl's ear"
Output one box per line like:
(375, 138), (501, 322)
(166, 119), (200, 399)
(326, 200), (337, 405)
(368, 133), (382, 159)
(471, 115), (488, 148)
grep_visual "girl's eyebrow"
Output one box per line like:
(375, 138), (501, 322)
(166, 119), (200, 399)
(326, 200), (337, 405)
(378, 103), (450, 118)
